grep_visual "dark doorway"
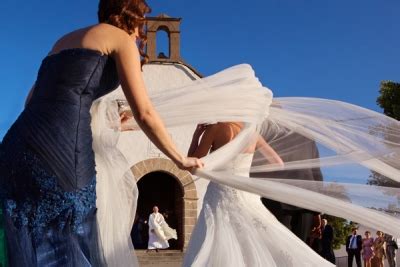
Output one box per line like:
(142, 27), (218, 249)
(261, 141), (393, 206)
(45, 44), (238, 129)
(132, 171), (184, 250)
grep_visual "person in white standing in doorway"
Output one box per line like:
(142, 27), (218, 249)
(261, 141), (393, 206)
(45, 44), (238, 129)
(147, 206), (177, 252)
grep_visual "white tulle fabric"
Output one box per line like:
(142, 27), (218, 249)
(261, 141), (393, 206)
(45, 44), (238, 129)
(161, 224), (178, 241)
(90, 64), (400, 266)
(184, 153), (334, 267)
(91, 96), (139, 266)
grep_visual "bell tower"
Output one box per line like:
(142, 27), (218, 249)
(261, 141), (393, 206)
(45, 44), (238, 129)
(146, 14), (182, 62)
(145, 14), (202, 77)
(133, 14), (205, 263)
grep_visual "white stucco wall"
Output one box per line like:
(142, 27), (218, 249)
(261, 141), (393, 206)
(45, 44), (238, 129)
(117, 63), (209, 215)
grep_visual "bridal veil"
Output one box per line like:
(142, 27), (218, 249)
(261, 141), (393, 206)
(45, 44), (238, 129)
(91, 64), (400, 265)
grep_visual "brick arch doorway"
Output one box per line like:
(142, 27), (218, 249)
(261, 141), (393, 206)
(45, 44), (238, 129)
(131, 158), (198, 251)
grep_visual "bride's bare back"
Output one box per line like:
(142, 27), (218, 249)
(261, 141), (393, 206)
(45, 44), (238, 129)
(210, 122), (246, 151)
(188, 122), (253, 154)
(188, 122), (283, 165)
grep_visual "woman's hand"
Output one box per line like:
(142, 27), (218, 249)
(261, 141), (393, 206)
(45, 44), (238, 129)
(120, 110), (140, 131)
(176, 157), (204, 172)
(120, 110), (132, 123)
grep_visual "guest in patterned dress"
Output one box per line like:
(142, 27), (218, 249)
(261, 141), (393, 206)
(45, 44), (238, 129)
(371, 231), (386, 267)
(362, 231), (374, 267)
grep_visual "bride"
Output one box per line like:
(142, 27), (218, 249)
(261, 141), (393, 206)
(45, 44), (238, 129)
(183, 122), (334, 266)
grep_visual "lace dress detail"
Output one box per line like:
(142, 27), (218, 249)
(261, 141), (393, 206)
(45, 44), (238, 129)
(1, 138), (96, 243)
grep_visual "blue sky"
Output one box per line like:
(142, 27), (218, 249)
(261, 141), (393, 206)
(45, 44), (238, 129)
(0, 0), (399, 139)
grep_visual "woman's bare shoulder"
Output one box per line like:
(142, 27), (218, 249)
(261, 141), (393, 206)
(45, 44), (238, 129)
(89, 23), (130, 38)
(49, 23), (131, 56)
(209, 123), (234, 141)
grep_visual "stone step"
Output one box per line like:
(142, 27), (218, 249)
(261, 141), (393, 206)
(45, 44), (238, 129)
(138, 255), (182, 258)
(136, 250), (184, 267)
(138, 257), (182, 261)
(139, 260), (181, 264)
(136, 250), (183, 256)
(138, 263), (181, 267)
(137, 256), (183, 259)
(137, 260), (183, 266)
(138, 258), (183, 261)
(136, 249), (183, 254)
(138, 255), (183, 258)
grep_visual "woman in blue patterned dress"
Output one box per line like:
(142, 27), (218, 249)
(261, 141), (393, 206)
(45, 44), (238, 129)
(0, 0), (203, 266)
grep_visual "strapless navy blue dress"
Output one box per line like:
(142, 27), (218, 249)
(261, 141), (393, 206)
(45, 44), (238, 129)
(0, 48), (119, 266)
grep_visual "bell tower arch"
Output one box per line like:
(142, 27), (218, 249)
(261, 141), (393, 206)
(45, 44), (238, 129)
(146, 14), (182, 62)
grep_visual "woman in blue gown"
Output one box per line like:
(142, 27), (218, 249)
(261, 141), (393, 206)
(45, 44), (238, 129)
(0, 0), (203, 266)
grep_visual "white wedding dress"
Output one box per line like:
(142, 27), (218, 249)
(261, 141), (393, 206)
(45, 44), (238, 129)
(183, 153), (334, 267)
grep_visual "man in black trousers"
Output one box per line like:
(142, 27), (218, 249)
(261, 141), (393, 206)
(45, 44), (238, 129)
(321, 219), (335, 264)
(346, 227), (362, 267)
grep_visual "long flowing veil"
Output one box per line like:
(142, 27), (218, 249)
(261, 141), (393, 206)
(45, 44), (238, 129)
(91, 95), (139, 266)
(91, 64), (400, 266)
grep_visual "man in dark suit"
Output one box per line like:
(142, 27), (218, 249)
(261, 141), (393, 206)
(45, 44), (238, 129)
(346, 227), (362, 267)
(321, 219), (335, 264)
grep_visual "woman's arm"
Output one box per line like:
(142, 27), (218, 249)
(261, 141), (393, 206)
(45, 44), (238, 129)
(256, 136), (284, 165)
(112, 32), (203, 170)
(188, 125), (216, 158)
(187, 124), (208, 156)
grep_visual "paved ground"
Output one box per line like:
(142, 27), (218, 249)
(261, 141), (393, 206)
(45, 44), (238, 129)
(136, 242), (399, 267)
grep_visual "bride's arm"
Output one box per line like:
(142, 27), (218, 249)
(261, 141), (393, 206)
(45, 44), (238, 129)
(112, 31), (203, 170)
(256, 136), (284, 165)
(188, 125), (217, 158)
(187, 124), (208, 156)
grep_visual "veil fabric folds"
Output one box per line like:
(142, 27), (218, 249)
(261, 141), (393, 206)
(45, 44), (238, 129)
(91, 64), (400, 266)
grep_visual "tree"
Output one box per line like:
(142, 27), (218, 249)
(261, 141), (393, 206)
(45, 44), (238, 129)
(368, 171), (400, 188)
(325, 81), (400, 250)
(377, 81), (400, 120)
(368, 81), (400, 188)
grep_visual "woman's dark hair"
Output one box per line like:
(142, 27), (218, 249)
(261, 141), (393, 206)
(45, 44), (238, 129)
(98, 0), (151, 65)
